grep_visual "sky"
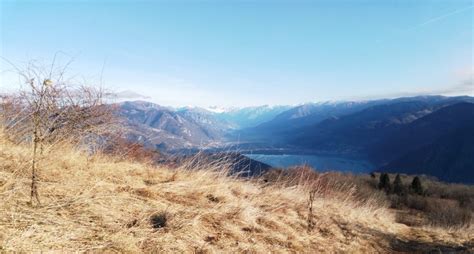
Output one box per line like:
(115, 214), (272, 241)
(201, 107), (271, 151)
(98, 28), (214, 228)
(0, 0), (472, 107)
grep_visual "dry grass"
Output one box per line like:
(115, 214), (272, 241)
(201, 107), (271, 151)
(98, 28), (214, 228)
(0, 132), (471, 253)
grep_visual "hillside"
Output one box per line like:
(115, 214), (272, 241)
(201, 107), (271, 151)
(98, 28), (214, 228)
(382, 120), (474, 184)
(119, 101), (227, 150)
(244, 100), (389, 140)
(287, 97), (474, 152)
(371, 102), (474, 162)
(288, 100), (435, 154)
(239, 96), (473, 144)
(0, 131), (472, 252)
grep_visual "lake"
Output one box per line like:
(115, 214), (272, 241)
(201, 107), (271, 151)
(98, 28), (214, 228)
(244, 154), (374, 173)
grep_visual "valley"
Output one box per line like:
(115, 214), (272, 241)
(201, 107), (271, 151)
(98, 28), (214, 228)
(118, 95), (474, 184)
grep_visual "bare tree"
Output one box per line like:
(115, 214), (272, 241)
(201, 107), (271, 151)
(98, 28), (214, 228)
(1, 59), (116, 206)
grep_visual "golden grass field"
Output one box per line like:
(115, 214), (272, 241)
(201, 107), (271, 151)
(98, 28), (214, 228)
(0, 130), (472, 253)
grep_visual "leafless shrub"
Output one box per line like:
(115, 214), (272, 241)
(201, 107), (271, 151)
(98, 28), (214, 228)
(426, 199), (472, 228)
(1, 59), (116, 205)
(103, 136), (162, 164)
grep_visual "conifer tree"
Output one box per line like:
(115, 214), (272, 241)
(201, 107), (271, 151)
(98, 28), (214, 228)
(411, 176), (423, 195)
(393, 174), (404, 196)
(378, 173), (391, 193)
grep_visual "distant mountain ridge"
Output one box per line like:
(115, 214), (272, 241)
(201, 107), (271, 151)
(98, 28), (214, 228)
(243, 96), (474, 143)
(118, 101), (225, 150)
(118, 101), (291, 150)
(214, 105), (292, 129)
(177, 104), (292, 129)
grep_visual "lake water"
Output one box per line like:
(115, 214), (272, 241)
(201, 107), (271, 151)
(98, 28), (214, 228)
(244, 154), (374, 173)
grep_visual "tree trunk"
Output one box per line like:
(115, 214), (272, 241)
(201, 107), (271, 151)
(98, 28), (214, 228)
(30, 122), (41, 205)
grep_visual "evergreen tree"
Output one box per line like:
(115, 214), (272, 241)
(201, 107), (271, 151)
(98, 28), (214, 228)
(411, 176), (423, 195)
(393, 174), (404, 196)
(378, 173), (391, 193)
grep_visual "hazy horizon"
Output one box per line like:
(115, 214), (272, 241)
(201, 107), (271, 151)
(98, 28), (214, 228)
(114, 93), (473, 110)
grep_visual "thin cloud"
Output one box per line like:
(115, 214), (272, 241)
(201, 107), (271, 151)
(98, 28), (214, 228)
(108, 90), (151, 100)
(375, 4), (473, 45)
(437, 79), (473, 95)
(350, 79), (473, 101)
(408, 5), (473, 30)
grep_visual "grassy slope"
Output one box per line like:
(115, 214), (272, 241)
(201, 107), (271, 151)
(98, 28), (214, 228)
(0, 133), (471, 253)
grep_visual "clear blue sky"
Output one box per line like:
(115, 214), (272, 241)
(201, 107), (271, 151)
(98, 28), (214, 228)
(1, 0), (472, 107)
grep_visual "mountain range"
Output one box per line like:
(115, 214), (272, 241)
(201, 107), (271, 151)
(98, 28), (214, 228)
(117, 95), (474, 184)
(117, 101), (290, 150)
(118, 101), (223, 150)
